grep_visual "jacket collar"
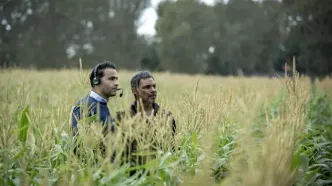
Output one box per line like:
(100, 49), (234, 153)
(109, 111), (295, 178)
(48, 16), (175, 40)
(130, 100), (160, 116)
(90, 90), (108, 103)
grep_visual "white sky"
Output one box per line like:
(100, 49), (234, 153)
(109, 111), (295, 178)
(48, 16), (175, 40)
(137, 0), (217, 36)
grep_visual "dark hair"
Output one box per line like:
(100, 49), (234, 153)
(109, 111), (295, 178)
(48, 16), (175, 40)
(130, 71), (154, 89)
(89, 61), (116, 87)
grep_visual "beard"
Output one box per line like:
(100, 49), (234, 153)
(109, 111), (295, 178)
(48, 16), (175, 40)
(144, 95), (156, 104)
(103, 88), (117, 98)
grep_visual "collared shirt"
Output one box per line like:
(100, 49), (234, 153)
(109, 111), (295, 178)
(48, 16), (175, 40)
(71, 91), (113, 139)
(71, 92), (114, 156)
(89, 90), (108, 103)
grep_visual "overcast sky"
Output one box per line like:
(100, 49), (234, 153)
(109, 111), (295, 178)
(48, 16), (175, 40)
(137, 0), (218, 36)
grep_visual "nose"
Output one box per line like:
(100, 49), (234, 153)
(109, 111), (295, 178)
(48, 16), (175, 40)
(151, 86), (156, 92)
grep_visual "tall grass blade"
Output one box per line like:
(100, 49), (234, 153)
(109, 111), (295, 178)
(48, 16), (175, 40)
(18, 106), (30, 145)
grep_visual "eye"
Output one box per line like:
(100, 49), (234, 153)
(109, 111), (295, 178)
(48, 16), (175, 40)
(109, 77), (118, 80)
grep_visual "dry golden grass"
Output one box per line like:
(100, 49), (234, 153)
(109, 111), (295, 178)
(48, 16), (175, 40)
(0, 67), (330, 186)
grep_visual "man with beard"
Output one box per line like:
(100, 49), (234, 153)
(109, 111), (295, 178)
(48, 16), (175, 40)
(114, 71), (176, 176)
(71, 61), (122, 156)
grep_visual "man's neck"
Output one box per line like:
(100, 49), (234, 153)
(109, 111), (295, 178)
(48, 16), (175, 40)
(136, 101), (154, 116)
(144, 103), (154, 116)
(90, 89), (108, 103)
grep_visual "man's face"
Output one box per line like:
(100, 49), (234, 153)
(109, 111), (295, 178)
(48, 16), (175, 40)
(99, 68), (119, 98)
(134, 78), (157, 105)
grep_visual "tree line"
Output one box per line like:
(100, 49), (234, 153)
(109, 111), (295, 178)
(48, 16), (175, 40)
(1, 0), (331, 80)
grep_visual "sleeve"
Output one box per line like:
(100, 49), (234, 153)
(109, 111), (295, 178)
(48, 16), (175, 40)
(70, 106), (82, 156)
(171, 118), (176, 137)
(165, 110), (177, 152)
(166, 110), (176, 136)
(71, 106), (81, 138)
(170, 114), (177, 152)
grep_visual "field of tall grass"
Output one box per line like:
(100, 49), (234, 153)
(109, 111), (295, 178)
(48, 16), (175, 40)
(0, 66), (331, 186)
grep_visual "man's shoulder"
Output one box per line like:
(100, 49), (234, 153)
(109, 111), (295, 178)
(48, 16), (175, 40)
(72, 96), (97, 111)
(158, 107), (174, 117)
(156, 106), (176, 134)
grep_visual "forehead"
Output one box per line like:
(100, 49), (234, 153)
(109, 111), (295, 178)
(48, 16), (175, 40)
(139, 78), (155, 87)
(102, 68), (117, 78)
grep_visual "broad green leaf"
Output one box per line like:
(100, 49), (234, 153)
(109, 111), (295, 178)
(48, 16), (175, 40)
(291, 149), (301, 171)
(18, 106), (30, 144)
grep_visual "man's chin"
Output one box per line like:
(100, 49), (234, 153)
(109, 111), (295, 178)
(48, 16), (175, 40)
(107, 92), (117, 97)
(149, 97), (156, 103)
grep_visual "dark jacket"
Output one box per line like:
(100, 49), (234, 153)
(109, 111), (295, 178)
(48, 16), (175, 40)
(118, 101), (176, 134)
(71, 96), (114, 155)
(113, 101), (176, 167)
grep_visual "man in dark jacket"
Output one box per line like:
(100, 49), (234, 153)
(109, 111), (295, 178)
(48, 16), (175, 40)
(71, 61), (122, 156)
(114, 71), (176, 175)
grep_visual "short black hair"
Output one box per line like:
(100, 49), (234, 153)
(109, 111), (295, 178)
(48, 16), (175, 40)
(89, 61), (116, 87)
(130, 71), (154, 89)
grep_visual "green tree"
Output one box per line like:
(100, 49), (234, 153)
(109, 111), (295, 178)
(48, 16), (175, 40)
(1, 0), (149, 69)
(140, 41), (161, 71)
(155, 0), (217, 74)
(212, 0), (283, 76)
(282, 0), (332, 82)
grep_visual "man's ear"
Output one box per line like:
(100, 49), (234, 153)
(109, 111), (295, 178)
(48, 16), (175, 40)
(132, 88), (138, 96)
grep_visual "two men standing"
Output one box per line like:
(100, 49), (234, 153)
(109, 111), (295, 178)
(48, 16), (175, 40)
(70, 61), (176, 169)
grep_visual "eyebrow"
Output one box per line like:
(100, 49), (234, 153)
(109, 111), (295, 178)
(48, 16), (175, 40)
(108, 76), (118, 79)
(142, 83), (156, 87)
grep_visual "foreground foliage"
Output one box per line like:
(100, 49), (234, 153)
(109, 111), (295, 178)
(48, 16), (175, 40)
(0, 69), (331, 186)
